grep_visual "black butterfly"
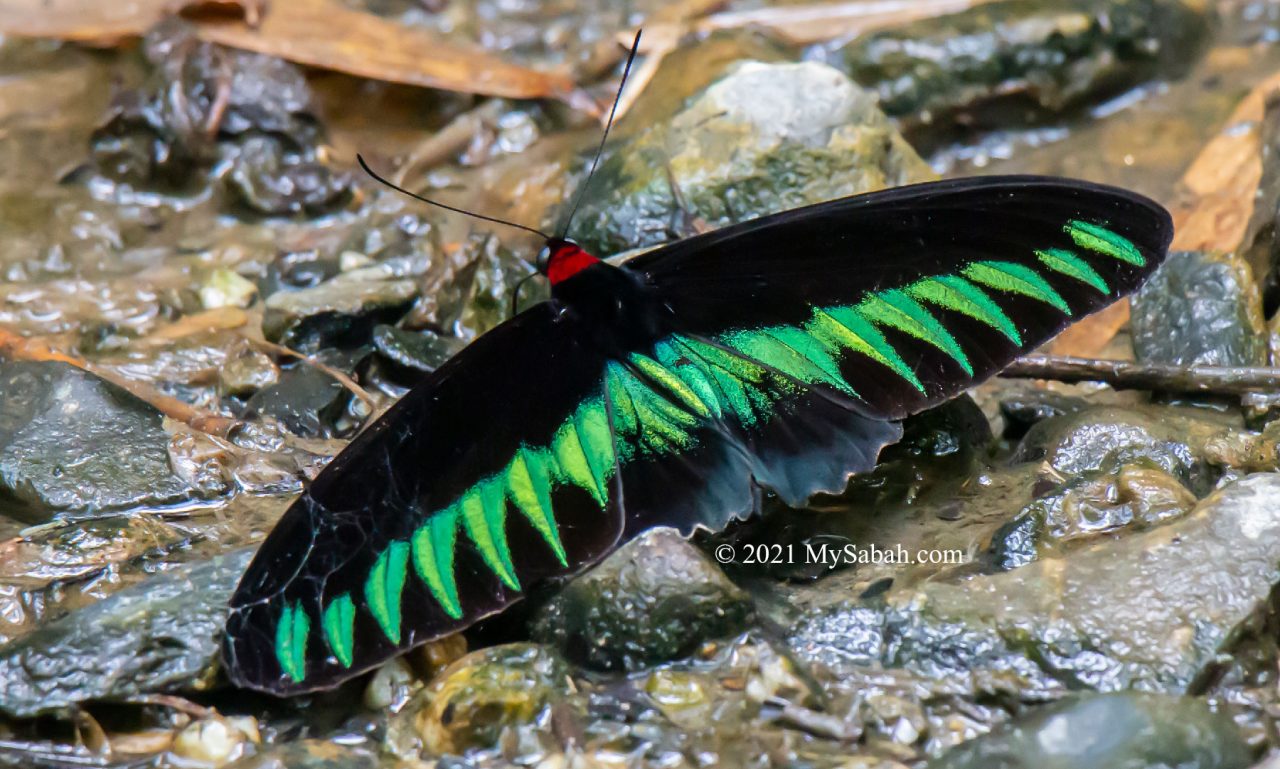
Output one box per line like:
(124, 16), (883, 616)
(222, 37), (1173, 696)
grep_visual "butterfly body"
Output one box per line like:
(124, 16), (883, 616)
(224, 175), (1172, 694)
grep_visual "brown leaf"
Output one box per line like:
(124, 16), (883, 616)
(0, 0), (581, 102)
(1052, 70), (1280, 357)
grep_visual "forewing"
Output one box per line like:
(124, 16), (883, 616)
(223, 304), (625, 694)
(628, 175), (1173, 419)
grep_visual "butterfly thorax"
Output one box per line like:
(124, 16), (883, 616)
(546, 247), (670, 355)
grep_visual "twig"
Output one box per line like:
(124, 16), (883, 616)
(389, 99), (508, 186)
(0, 327), (239, 436)
(125, 693), (215, 719)
(1002, 354), (1280, 396)
(246, 336), (377, 409)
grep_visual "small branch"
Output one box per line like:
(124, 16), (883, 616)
(247, 336), (377, 409)
(1002, 354), (1280, 396)
(0, 326), (238, 436)
(389, 99), (508, 186)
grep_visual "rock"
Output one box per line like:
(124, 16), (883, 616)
(371, 325), (463, 375)
(223, 741), (379, 769)
(990, 463), (1197, 569)
(262, 275), (417, 352)
(218, 350), (280, 397)
(241, 352), (360, 439)
(0, 361), (195, 522)
(1131, 251), (1267, 367)
(171, 714), (260, 767)
(198, 268), (259, 310)
(791, 473), (1280, 699)
(1013, 404), (1277, 495)
(532, 528), (754, 672)
(224, 135), (351, 217)
(928, 693), (1249, 769)
(830, 0), (1209, 133)
(400, 643), (574, 756)
(568, 60), (934, 255)
(0, 547), (254, 718)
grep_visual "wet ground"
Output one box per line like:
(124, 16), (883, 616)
(4, 1), (1280, 767)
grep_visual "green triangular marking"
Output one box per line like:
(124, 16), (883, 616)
(653, 339), (724, 419)
(460, 480), (520, 591)
(322, 594), (355, 668)
(809, 307), (924, 392)
(275, 601), (310, 684)
(507, 448), (568, 567)
(552, 413), (606, 506)
(963, 261), (1071, 314)
(859, 291), (973, 375)
(630, 352), (712, 418)
(364, 541), (410, 644)
(1036, 248), (1110, 294)
(1065, 220), (1144, 266)
(411, 507), (461, 618)
(906, 275), (1022, 345)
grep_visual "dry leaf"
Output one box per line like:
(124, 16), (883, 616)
(0, 0), (582, 103)
(1051, 70), (1280, 357)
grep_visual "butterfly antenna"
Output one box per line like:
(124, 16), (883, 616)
(510, 271), (537, 316)
(356, 154), (553, 241)
(558, 29), (643, 239)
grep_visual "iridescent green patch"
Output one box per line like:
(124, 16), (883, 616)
(858, 291), (973, 375)
(365, 541), (410, 644)
(905, 275), (1022, 345)
(460, 479), (519, 591)
(275, 601), (309, 683)
(963, 261), (1070, 314)
(507, 448), (568, 567)
(412, 508), (462, 618)
(1037, 248), (1110, 294)
(719, 326), (853, 394)
(1065, 220), (1144, 266)
(322, 594), (355, 668)
(809, 307), (924, 392)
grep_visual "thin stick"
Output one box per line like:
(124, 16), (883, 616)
(0, 326), (238, 436)
(247, 336), (377, 409)
(1002, 354), (1280, 396)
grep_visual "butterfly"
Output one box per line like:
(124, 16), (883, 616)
(221, 36), (1173, 696)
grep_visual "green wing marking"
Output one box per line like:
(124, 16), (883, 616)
(275, 601), (310, 683)
(412, 508), (462, 618)
(1066, 220), (1145, 266)
(1037, 248), (1110, 294)
(365, 541), (410, 644)
(275, 218), (1150, 677)
(322, 594), (356, 668)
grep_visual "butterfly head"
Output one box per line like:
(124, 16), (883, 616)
(539, 238), (601, 286)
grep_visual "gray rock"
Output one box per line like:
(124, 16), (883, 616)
(792, 473), (1280, 697)
(1131, 251), (1267, 367)
(0, 547), (254, 718)
(831, 0), (1208, 131)
(0, 361), (195, 523)
(387, 643), (575, 756)
(371, 325), (462, 374)
(1013, 404), (1276, 494)
(241, 352), (359, 439)
(568, 60), (934, 255)
(261, 275), (417, 353)
(928, 693), (1249, 769)
(533, 527), (754, 672)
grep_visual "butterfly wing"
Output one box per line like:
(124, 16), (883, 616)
(224, 303), (629, 694)
(612, 175), (1171, 531)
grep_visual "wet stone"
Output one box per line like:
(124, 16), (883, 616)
(218, 350), (280, 398)
(223, 740), (379, 769)
(1131, 250), (1267, 367)
(240, 351), (362, 439)
(792, 473), (1280, 698)
(0, 547), (255, 718)
(532, 527), (755, 672)
(828, 0), (1209, 133)
(990, 463), (1197, 569)
(928, 692), (1249, 769)
(0, 361), (195, 523)
(568, 60), (934, 255)
(371, 325), (463, 374)
(1011, 404), (1276, 495)
(392, 643), (574, 756)
(224, 135), (352, 217)
(262, 274), (417, 352)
